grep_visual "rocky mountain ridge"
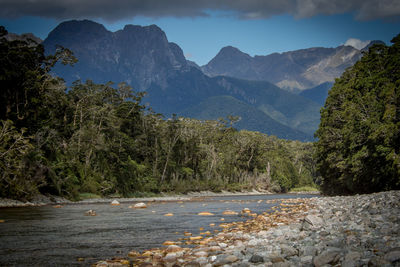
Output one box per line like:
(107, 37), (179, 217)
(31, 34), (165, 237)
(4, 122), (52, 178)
(44, 20), (189, 90)
(202, 43), (375, 91)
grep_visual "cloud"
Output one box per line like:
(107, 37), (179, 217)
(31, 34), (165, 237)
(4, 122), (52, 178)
(344, 38), (371, 50)
(0, 0), (399, 21)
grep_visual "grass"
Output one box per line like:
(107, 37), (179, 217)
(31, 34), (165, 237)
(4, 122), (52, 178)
(289, 186), (319, 193)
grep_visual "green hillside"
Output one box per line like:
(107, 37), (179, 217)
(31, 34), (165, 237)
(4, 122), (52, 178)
(181, 95), (312, 141)
(213, 76), (321, 136)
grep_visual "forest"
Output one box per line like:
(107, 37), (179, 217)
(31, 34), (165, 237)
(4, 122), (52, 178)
(0, 26), (316, 201)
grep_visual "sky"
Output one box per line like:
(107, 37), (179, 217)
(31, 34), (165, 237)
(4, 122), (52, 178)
(0, 0), (400, 66)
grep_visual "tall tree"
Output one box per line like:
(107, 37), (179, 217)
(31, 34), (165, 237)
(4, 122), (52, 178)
(315, 34), (400, 195)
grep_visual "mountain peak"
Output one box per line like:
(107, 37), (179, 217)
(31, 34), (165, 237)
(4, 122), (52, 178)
(202, 46), (253, 77)
(53, 19), (108, 34)
(46, 19), (110, 43)
(122, 24), (163, 33)
(218, 46), (250, 57)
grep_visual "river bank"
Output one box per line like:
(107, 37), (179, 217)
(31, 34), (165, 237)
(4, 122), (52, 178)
(95, 190), (400, 267)
(0, 189), (319, 208)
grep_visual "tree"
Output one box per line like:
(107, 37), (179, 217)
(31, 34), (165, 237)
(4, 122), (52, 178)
(0, 27), (76, 133)
(315, 34), (400, 195)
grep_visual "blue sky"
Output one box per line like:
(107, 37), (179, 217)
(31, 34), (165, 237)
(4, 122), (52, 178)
(1, 1), (400, 65)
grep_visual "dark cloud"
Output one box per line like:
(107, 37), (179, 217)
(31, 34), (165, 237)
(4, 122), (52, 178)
(0, 0), (399, 21)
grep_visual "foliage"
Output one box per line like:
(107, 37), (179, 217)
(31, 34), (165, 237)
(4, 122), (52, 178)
(0, 26), (317, 200)
(315, 34), (400, 195)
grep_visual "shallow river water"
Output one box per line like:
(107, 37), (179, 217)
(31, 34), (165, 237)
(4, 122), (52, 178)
(0, 194), (317, 266)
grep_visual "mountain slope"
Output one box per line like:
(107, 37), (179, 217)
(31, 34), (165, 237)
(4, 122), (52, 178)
(182, 95), (311, 141)
(212, 76), (321, 136)
(299, 82), (333, 106)
(202, 45), (363, 91)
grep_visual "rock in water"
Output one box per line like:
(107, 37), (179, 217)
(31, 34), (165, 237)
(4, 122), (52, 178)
(85, 209), (96, 216)
(111, 200), (120, 205)
(132, 202), (147, 209)
(198, 212), (214, 216)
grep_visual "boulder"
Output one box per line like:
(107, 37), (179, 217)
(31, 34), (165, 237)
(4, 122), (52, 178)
(133, 202), (147, 209)
(313, 250), (340, 267)
(249, 254), (264, 263)
(111, 200), (120, 205)
(302, 214), (323, 229)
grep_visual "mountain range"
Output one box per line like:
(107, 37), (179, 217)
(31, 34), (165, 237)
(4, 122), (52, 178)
(37, 19), (378, 141)
(202, 45), (360, 92)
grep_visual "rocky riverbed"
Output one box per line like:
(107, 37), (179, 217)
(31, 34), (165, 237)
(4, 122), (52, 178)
(95, 190), (400, 267)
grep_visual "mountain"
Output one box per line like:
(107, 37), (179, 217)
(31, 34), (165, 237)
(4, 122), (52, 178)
(299, 82), (333, 106)
(43, 20), (323, 141)
(43, 20), (190, 90)
(202, 45), (363, 92)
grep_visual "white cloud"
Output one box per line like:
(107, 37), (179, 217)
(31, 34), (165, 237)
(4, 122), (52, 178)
(344, 38), (371, 50)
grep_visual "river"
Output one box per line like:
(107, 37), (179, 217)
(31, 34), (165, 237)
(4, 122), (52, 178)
(0, 194), (317, 266)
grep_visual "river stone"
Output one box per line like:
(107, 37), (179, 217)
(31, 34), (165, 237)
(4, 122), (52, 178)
(133, 202), (147, 208)
(218, 242), (227, 248)
(247, 239), (259, 247)
(304, 214), (324, 227)
(300, 255), (313, 265)
(300, 246), (317, 256)
(249, 254), (264, 263)
(214, 255), (238, 266)
(269, 256), (285, 263)
(111, 200), (120, 205)
(194, 251), (207, 257)
(313, 250), (340, 267)
(184, 261), (200, 267)
(383, 248), (400, 262)
(164, 253), (177, 262)
(166, 245), (183, 253)
(232, 262), (250, 267)
(271, 261), (290, 267)
(344, 251), (361, 262)
(280, 245), (298, 257)
(368, 256), (391, 267)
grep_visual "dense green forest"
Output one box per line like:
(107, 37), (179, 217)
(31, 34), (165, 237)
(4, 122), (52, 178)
(315, 34), (400, 195)
(0, 27), (316, 200)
